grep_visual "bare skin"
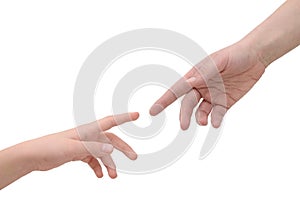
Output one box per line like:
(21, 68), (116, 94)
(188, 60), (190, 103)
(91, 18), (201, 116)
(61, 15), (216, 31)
(1, 0), (300, 191)
(150, 0), (300, 129)
(0, 112), (139, 190)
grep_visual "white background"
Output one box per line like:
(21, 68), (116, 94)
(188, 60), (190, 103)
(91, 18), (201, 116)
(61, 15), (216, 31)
(1, 0), (300, 198)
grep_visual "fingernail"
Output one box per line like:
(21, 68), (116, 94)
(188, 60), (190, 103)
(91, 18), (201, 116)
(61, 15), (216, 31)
(150, 104), (163, 116)
(102, 144), (114, 153)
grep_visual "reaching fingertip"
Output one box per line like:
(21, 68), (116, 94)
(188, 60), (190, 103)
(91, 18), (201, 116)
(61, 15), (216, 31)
(130, 152), (138, 160)
(125, 149), (138, 160)
(149, 104), (163, 116)
(130, 112), (139, 120)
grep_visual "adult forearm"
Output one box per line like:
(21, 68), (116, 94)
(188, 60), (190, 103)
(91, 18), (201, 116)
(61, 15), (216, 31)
(242, 0), (300, 67)
(0, 142), (35, 189)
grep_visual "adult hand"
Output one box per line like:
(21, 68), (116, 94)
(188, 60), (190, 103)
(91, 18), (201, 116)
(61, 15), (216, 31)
(150, 0), (300, 130)
(150, 42), (265, 129)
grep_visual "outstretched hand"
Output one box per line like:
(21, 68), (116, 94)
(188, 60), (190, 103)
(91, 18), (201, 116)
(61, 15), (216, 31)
(150, 42), (265, 129)
(30, 112), (139, 178)
(0, 112), (139, 189)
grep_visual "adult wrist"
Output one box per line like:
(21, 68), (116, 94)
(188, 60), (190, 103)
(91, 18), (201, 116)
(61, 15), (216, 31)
(238, 34), (272, 68)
